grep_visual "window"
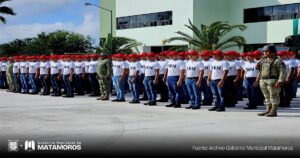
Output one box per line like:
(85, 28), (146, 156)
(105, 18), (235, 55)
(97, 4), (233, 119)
(244, 3), (300, 23)
(117, 11), (173, 30)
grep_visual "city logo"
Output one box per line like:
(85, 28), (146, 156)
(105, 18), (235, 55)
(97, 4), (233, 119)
(8, 140), (19, 152)
(25, 140), (35, 152)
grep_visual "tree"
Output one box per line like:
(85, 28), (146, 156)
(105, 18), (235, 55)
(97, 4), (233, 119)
(98, 35), (142, 55)
(0, 0), (16, 24)
(165, 19), (247, 51)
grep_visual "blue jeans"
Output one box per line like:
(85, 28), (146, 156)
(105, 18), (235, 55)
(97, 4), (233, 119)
(75, 74), (84, 94)
(210, 79), (225, 108)
(40, 74), (50, 94)
(128, 76), (141, 102)
(13, 73), (21, 92)
(0, 71), (7, 88)
(182, 79), (189, 102)
(144, 76), (157, 102)
(201, 77), (213, 104)
(245, 77), (258, 107)
(167, 76), (183, 104)
(29, 73), (38, 93)
(113, 76), (126, 100)
(292, 80), (298, 97)
(63, 74), (74, 96)
(186, 78), (202, 107)
(20, 73), (29, 93)
(51, 74), (61, 95)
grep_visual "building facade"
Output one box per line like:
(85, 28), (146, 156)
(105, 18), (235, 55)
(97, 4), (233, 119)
(100, 0), (300, 52)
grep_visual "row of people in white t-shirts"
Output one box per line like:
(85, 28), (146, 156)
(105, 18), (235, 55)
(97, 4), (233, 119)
(12, 60), (99, 76)
(113, 58), (300, 80)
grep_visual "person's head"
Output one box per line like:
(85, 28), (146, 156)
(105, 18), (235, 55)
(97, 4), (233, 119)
(246, 52), (255, 62)
(147, 52), (156, 61)
(140, 52), (148, 61)
(128, 54), (138, 62)
(169, 51), (178, 60)
(200, 50), (212, 61)
(159, 52), (166, 61)
(212, 50), (224, 61)
(225, 51), (236, 61)
(99, 53), (109, 60)
(178, 52), (186, 60)
(188, 50), (199, 61)
(262, 44), (277, 58)
(277, 50), (288, 60)
(241, 53), (247, 60)
(114, 53), (124, 61)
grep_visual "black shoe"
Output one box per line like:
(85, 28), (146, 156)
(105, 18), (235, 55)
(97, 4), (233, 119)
(149, 102), (157, 106)
(129, 100), (135, 104)
(216, 107), (226, 112)
(209, 107), (219, 111)
(174, 104), (181, 108)
(144, 102), (150, 105)
(158, 99), (168, 102)
(140, 98), (148, 101)
(63, 95), (74, 98)
(226, 104), (235, 107)
(30, 92), (38, 95)
(185, 106), (193, 109)
(244, 106), (257, 110)
(97, 98), (102, 100)
(22, 92), (29, 94)
(112, 99), (119, 102)
(40, 93), (49, 96)
(76, 93), (85, 96)
(116, 100), (126, 102)
(192, 106), (201, 110)
(166, 103), (175, 107)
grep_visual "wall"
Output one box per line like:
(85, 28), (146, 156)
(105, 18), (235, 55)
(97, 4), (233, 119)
(100, 0), (116, 38)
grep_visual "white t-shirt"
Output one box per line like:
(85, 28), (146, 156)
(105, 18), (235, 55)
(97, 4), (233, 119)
(227, 60), (241, 76)
(283, 59), (295, 74)
(20, 62), (29, 74)
(186, 60), (204, 78)
(167, 60), (186, 77)
(28, 62), (40, 74)
(140, 60), (147, 74)
(144, 61), (160, 77)
(75, 61), (85, 75)
(1, 62), (7, 72)
(113, 61), (129, 76)
(40, 61), (50, 75)
(50, 61), (62, 75)
(62, 62), (75, 75)
(88, 61), (98, 73)
(202, 60), (211, 77)
(13, 62), (20, 73)
(243, 61), (258, 78)
(128, 61), (141, 76)
(158, 60), (168, 75)
(210, 60), (230, 80)
(84, 61), (89, 73)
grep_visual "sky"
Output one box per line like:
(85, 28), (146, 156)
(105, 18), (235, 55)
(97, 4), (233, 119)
(0, 0), (100, 45)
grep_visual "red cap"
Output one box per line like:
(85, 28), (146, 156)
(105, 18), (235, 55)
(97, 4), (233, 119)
(289, 52), (296, 56)
(114, 53), (124, 58)
(188, 50), (199, 56)
(50, 55), (59, 59)
(0, 57), (8, 61)
(128, 53), (139, 59)
(277, 50), (288, 56)
(200, 50), (212, 57)
(140, 52), (148, 57)
(147, 52), (156, 57)
(253, 50), (262, 56)
(168, 51), (178, 56)
(178, 52), (186, 56)
(241, 53), (247, 57)
(225, 50), (236, 56)
(213, 50), (223, 56)
(247, 52), (254, 57)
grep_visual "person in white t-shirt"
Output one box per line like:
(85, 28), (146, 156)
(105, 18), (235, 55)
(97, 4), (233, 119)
(61, 55), (75, 98)
(0, 57), (8, 89)
(224, 51), (242, 107)
(139, 52), (149, 101)
(278, 51), (294, 107)
(82, 55), (92, 94)
(243, 52), (259, 109)
(19, 56), (30, 94)
(39, 55), (51, 95)
(127, 53), (141, 104)
(178, 52), (189, 104)
(74, 55), (86, 96)
(185, 50), (204, 109)
(12, 56), (21, 93)
(88, 54), (100, 97)
(200, 50), (214, 105)
(163, 51), (186, 108)
(28, 56), (40, 94)
(112, 53), (129, 102)
(143, 52), (160, 106)
(50, 55), (62, 96)
(289, 51), (300, 98)
(207, 50), (229, 112)
(157, 52), (169, 102)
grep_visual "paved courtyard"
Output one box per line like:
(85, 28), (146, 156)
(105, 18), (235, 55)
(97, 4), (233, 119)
(0, 89), (300, 155)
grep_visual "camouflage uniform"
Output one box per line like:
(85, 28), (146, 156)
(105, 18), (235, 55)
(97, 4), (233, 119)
(6, 61), (15, 92)
(96, 53), (112, 100)
(257, 45), (286, 117)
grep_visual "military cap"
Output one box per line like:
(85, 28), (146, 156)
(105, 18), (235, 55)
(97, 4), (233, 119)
(262, 44), (277, 54)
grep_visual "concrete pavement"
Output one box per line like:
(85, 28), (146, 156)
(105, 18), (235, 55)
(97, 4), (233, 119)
(0, 89), (300, 155)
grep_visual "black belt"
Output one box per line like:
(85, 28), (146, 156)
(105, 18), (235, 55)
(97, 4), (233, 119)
(187, 77), (199, 80)
(261, 76), (278, 80)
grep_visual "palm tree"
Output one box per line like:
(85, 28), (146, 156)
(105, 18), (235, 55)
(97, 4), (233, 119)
(98, 35), (142, 55)
(0, 0), (16, 24)
(165, 19), (247, 51)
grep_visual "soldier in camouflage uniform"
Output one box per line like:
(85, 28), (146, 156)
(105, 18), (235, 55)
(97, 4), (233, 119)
(96, 53), (112, 101)
(255, 45), (286, 117)
(6, 57), (15, 92)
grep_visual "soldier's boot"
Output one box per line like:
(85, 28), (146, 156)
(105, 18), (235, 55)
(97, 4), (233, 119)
(102, 94), (109, 101)
(266, 105), (278, 117)
(258, 106), (272, 116)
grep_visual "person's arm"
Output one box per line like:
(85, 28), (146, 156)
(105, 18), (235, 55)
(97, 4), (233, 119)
(275, 60), (286, 89)
(196, 70), (204, 87)
(286, 66), (294, 84)
(45, 68), (50, 80)
(120, 68), (129, 81)
(35, 66), (40, 79)
(207, 70), (212, 87)
(177, 69), (185, 87)
(163, 69), (168, 83)
(57, 69), (62, 80)
(218, 70), (228, 88)
(153, 69), (159, 85)
(69, 68), (74, 81)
